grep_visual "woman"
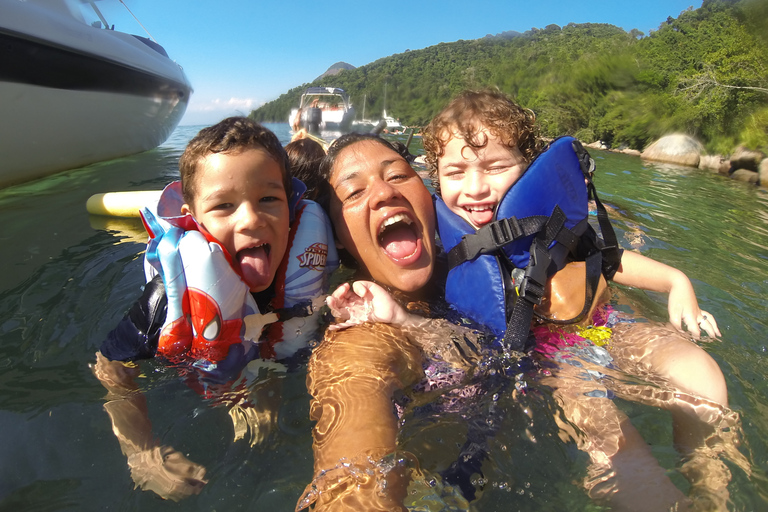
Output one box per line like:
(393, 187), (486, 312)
(323, 133), (436, 293)
(296, 134), (458, 511)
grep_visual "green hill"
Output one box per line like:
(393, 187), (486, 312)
(250, 0), (768, 153)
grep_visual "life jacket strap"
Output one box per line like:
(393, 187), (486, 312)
(572, 139), (622, 279)
(448, 214), (553, 270)
(501, 207), (576, 352)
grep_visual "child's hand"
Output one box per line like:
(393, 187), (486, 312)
(326, 281), (411, 330)
(127, 445), (207, 501)
(668, 275), (721, 339)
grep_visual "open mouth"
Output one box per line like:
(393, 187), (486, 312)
(378, 212), (421, 262)
(462, 203), (496, 227)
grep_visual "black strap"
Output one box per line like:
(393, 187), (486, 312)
(500, 209), (570, 352)
(447, 206), (581, 271)
(447, 215), (550, 270)
(572, 140), (622, 279)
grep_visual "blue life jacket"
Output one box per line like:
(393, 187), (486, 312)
(436, 136), (620, 351)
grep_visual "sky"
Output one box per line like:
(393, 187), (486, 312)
(93, 0), (702, 126)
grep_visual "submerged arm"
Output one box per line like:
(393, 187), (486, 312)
(93, 275), (207, 501)
(298, 324), (424, 511)
(91, 351), (207, 501)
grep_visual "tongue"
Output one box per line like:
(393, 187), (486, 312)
(380, 224), (417, 260)
(467, 208), (494, 227)
(238, 246), (270, 287)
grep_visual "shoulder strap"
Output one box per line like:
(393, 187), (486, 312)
(572, 140), (622, 279)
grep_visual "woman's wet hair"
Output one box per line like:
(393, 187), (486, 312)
(318, 133), (398, 185)
(179, 116), (292, 204)
(423, 88), (543, 182)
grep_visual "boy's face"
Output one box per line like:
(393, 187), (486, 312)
(182, 148), (290, 292)
(438, 127), (528, 229)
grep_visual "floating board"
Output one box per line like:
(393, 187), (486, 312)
(86, 190), (162, 218)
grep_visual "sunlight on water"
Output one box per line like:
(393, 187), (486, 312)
(0, 125), (767, 510)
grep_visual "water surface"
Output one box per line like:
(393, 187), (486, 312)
(1, 124), (767, 510)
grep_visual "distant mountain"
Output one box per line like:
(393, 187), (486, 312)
(250, 0), (768, 153)
(318, 62), (356, 80)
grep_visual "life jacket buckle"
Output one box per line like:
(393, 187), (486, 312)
(518, 240), (552, 305)
(490, 217), (522, 247)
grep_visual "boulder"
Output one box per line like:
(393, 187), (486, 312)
(731, 169), (759, 184)
(641, 134), (704, 168)
(620, 148), (641, 156)
(729, 146), (765, 173)
(584, 141), (608, 150)
(759, 158), (768, 187)
(699, 154), (730, 174)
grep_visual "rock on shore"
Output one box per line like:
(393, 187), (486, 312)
(584, 134), (768, 188)
(641, 134), (704, 167)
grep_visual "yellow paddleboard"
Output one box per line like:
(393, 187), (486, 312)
(86, 190), (162, 218)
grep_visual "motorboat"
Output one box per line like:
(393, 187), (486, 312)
(0, 0), (193, 188)
(382, 110), (403, 131)
(289, 87), (355, 132)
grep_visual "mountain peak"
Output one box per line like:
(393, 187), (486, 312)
(318, 62), (356, 80)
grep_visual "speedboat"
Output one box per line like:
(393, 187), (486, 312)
(289, 87), (355, 132)
(382, 110), (403, 131)
(0, 0), (192, 188)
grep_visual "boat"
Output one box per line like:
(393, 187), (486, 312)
(0, 0), (193, 188)
(381, 110), (403, 131)
(289, 87), (356, 132)
(352, 93), (376, 131)
(358, 84), (403, 133)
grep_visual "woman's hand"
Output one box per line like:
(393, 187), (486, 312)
(326, 281), (413, 330)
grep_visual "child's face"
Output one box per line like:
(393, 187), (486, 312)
(182, 148), (290, 292)
(438, 128), (528, 229)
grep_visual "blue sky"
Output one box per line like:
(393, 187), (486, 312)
(94, 0), (701, 126)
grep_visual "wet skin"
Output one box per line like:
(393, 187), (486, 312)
(328, 140), (435, 293)
(438, 127), (528, 229)
(182, 148), (290, 292)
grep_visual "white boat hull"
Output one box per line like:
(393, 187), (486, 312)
(0, 0), (192, 188)
(289, 87), (355, 133)
(0, 81), (187, 186)
(289, 107), (356, 132)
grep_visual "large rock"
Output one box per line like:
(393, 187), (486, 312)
(699, 154), (730, 174)
(729, 146), (765, 173)
(731, 169), (759, 184)
(641, 134), (704, 168)
(759, 158), (768, 187)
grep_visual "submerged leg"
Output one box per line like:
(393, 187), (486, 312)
(608, 323), (751, 510)
(539, 354), (690, 511)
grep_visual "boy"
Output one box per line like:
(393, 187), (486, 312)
(93, 117), (337, 501)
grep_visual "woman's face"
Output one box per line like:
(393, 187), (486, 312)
(328, 140), (435, 292)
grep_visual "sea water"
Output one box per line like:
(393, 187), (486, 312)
(0, 123), (767, 510)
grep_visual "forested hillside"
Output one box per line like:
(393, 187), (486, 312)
(250, 0), (767, 153)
